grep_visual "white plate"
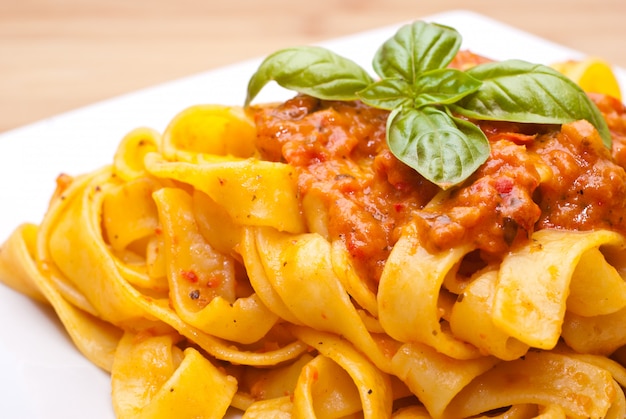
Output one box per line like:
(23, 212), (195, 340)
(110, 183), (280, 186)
(0, 10), (624, 418)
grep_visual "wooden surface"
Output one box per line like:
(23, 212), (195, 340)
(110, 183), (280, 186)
(1, 0), (625, 133)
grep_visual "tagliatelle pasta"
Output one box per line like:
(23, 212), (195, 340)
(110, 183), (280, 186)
(3, 41), (626, 418)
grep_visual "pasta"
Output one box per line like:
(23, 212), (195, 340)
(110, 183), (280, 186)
(3, 36), (626, 418)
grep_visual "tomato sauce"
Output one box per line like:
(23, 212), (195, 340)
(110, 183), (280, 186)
(252, 92), (626, 285)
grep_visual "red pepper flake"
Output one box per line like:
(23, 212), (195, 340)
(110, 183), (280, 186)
(495, 177), (514, 195)
(181, 270), (199, 283)
(207, 276), (221, 288)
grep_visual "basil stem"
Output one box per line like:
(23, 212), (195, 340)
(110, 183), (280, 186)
(357, 78), (413, 110)
(412, 68), (482, 108)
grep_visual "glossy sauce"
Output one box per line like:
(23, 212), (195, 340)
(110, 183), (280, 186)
(253, 92), (626, 284)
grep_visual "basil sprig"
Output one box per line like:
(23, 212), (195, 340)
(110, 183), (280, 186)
(245, 21), (612, 189)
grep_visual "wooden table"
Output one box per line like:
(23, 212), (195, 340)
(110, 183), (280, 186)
(2, 0), (625, 133)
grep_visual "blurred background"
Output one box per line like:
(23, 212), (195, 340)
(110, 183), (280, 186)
(1, 0), (625, 133)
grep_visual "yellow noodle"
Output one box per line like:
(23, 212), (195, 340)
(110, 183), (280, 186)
(1, 97), (626, 419)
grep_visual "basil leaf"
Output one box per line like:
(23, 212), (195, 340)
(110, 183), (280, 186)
(245, 46), (374, 106)
(413, 68), (482, 108)
(387, 107), (490, 189)
(244, 20), (615, 190)
(357, 78), (413, 110)
(372, 21), (461, 82)
(452, 59), (612, 147)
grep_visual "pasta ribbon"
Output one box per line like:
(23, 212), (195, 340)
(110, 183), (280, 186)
(161, 104), (257, 161)
(0, 224), (122, 371)
(153, 187), (278, 344)
(241, 397), (293, 418)
(239, 353), (315, 408)
(145, 152), (305, 233)
(192, 190), (243, 256)
(0, 223), (46, 303)
(449, 269), (530, 360)
(391, 341), (498, 419)
(241, 327), (395, 418)
(43, 168), (160, 328)
(103, 177), (161, 252)
(293, 355), (367, 418)
(557, 348), (626, 389)
(390, 405), (432, 418)
(290, 326), (394, 419)
(35, 172), (101, 315)
(112, 127), (161, 181)
(331, 240), (379, 318)
(4, 95), (626, 418)
(535, 404), (566, 418)
(444, 351), (616, 419)
(493, 229), (626, 349)
(562, 306), (626, 355)
(111, 332), (237, 419)
(378, 224), (480, 360)
(239, 227), (304, 326)
(607, 380), (626, 419)
(567, 246), (626, 317)
(25, 163), (308, 368)
(124, 295), (309, 367)
(252, 226), (394, 372)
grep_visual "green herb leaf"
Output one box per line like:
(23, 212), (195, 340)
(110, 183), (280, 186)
(357, 78), (413, 110)
(413, 68), (482, 108)
(245, 46), (373, 106)
(244, 20), (615, 189)
(372, 21), (461, 81)
(452, 59), (612, 147)
(386, 106), (490, 189)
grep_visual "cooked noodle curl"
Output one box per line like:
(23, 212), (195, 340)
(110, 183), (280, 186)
(3, 93), (626, 418)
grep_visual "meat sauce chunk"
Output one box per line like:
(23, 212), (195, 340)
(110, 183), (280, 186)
(253, 94), (626, 283)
